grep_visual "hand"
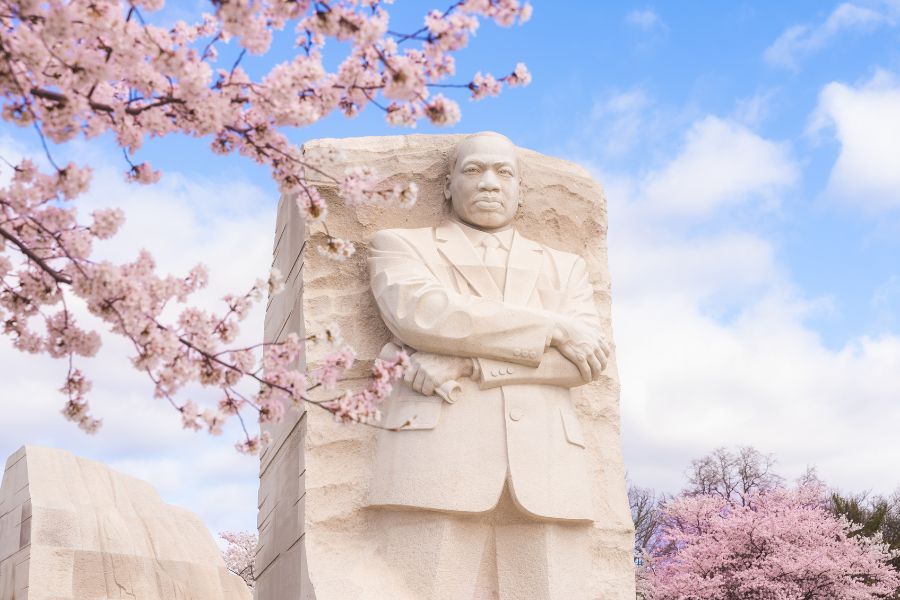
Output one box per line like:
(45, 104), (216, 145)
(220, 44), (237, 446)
(404, 351), (474, 396)
(551, 318), (610, 383)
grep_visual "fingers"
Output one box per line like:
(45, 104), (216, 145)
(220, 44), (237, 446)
(412, 369), (428, 394)
(586, 351), (604, 381)
(422, 375), (437, 396)
(404, 363), (417, 384)
(594, 347), (607, 371)
(598, 338), (611, 357)
(561, 342), (591, 383)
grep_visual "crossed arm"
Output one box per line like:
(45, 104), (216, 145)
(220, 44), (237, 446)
(368, 229), (609, 396)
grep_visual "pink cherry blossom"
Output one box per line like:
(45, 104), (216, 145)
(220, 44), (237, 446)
(312, 346), (357, 390)
(506, 62), (532, 87)
(296, 186), (328, 223)
(340, 166), (381, 206)
(424, 94), (462, 126)
(323, 349), (409, 423)
(89, 208), (126, 240)
(317, 236), (356, 261)
(126, 162), (162, 184)
(0, 0), (531, 451)
(472, 72), (502, 100)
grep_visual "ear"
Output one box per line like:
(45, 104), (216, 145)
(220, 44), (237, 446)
(444, 173), (451, 202)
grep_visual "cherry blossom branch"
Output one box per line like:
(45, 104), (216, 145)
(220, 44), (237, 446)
(0, 0), (532, 452)
(0, 225), (71, 284)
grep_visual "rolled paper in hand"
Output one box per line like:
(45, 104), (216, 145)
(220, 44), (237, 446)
(436, 380), (462, 404)
(380, 341), (461, 403)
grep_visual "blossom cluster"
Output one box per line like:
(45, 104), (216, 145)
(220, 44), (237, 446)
(1, 0), (531, 196)
(322, 348), (410, 423)
(340, 166), (419, 209)
(220, 530), (258, 588)
(0, 0), (530, 450)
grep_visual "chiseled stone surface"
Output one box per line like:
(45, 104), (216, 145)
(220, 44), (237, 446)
(0, 446), (250, 600)
(257, 134), (635, 600)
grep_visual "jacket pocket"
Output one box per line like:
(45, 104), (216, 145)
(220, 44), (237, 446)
(559, 407), (586, 448)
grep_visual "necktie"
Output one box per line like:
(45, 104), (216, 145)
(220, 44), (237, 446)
(480, 234), (507, 292)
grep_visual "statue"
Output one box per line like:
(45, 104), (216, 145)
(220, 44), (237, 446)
(365, 131), (611, 599)
(256, 132), (635, 600)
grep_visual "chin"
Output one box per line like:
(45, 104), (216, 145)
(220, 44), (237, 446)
(468, 213), (512, 229)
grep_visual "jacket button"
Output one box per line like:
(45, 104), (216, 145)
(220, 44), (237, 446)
(491, 369), (498, 377)
(506, 367), (514, 375)
(509, 408), (523, 421)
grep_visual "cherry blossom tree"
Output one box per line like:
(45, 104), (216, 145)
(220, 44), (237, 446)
(0, 0), (532, 451)
(220, 530), (258, 589)
(642, 485), (900, 600)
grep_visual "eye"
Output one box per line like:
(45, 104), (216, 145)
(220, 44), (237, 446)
(498, 168), (514, 177)
(463, 166), (480, 174)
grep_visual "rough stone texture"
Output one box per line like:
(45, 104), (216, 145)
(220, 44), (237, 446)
(256, 134), (635, 599)
(0, 446), (251, 600)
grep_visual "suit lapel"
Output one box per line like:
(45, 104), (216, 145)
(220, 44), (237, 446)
(434, 221), (503, 301)
(504, 230), (543, 306)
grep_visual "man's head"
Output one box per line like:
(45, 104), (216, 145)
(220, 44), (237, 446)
(445, 132), (520, 231)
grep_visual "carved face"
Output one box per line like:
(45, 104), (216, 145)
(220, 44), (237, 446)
(445, 134), (520, 231)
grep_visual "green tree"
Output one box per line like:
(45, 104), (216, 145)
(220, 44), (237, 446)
(831, 490), (900, 572)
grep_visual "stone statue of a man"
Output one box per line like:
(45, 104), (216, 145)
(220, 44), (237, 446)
(365, 131), (610, 599)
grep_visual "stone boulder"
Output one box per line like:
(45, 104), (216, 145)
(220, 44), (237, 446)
(0, 445), (251, 600)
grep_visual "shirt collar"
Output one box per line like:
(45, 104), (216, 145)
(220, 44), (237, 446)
(452, 219), (514, 251)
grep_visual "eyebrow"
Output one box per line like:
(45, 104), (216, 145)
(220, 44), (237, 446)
(460, 159), (516, 169)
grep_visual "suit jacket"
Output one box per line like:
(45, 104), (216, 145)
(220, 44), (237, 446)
(365, 220), (601, 522)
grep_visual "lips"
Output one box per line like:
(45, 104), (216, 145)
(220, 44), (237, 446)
(474, 199), (503, 211)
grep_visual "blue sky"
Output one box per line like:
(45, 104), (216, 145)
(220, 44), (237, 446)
(2, 1), (899, 536)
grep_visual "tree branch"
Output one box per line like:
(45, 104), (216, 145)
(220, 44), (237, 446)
(0, 225), (71, 284)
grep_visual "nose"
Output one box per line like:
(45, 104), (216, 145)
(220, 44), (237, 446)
(477, 171), (501, 192)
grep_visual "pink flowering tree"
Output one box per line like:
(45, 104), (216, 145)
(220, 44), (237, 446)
(220, 530), (258, 589)
(0, 0), (532, 451)
(642, 485), (900, 600)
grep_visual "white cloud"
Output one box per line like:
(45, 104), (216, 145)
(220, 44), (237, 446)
(0, 136), (274, 535)
(733, 89), (777, 127)
(616, 282), (900, 495)
(765, 1), (900, 69)
(637, 116), (798, 218)
(588, 89), (654, 159)
(592, 114), (900, 497)
(810, 70), (900, 210)
(626, 8), (665, 31)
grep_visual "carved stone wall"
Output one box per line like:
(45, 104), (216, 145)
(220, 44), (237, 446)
(256, 134), (635, 599)
(0, 446), (250, 600)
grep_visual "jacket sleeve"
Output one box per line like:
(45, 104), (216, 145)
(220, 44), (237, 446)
(562, 256), (603, 332)
(473, 255), (603, 388)
(368, 229), (554, 367)
(475, 349), (585, 389)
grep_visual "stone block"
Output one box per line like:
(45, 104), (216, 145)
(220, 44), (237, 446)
(0, 446), (250, 600)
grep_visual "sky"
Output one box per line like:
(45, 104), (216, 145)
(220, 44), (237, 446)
(1, 1), (900, 538)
